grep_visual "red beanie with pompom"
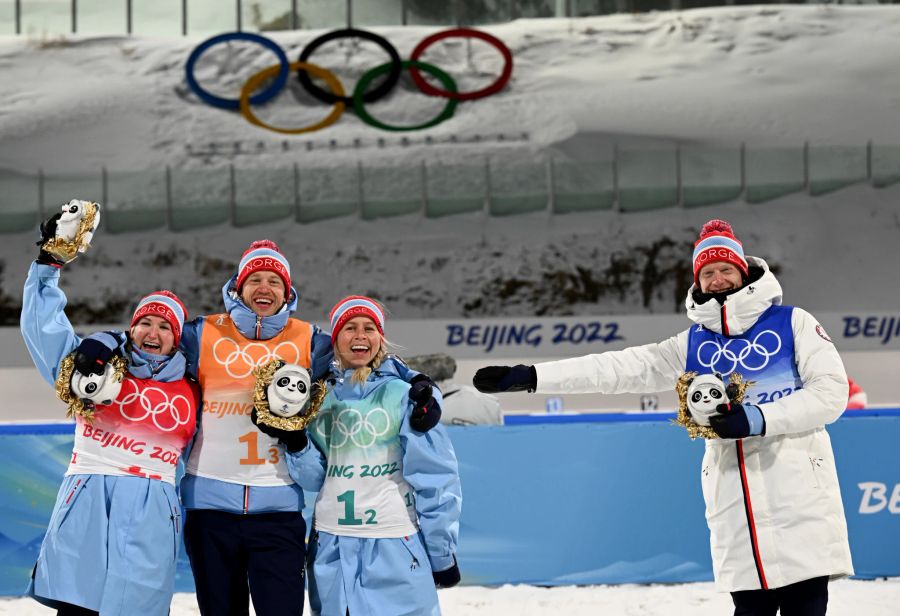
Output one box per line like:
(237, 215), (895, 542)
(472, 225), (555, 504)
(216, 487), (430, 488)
(692, 219), (749, 284)
(235, 239), (291, 292)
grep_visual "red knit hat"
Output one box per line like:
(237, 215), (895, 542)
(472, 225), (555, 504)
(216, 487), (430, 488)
(235, 240), (291, 292)
(130, 290), (188, 347)
(329, 295), (386, 345)
(692, 219), (749, 284)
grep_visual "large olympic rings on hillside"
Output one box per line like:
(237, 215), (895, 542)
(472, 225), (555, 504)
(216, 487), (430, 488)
(185, 28), (513, 134)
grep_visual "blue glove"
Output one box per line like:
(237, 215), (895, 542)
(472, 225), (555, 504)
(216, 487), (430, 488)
(472, 365), (536, 393)
(432, 557), (461, 588)
(710, 403), (765, 439)
(408, 374), (442, 433)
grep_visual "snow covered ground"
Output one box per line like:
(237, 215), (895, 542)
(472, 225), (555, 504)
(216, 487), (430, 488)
(1, 579), (898, 615)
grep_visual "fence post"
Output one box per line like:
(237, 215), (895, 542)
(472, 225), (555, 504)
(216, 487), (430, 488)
(72, 0), (77, 34)
(347, 0), (352, 28)
(612, 144), (620, 212)
(228, 164), (237, 226)
(484, 156), (492, 215)
(15, 0), (21, 35)
(802, 140), (810, 193)
(293, 162), (301, 221)
(420, 160), (428, 216)
(236, 0), (242, 32)
(126, 0), (132, 35)
(37, 169), (45, 221)
(866, 139), (873, 184)
(182, 0), (188, 36)
(739, 141), (746, 199)
(357, 161), (365, 219)
(165, 166), (174, 231)
(547, 157), (556, 214)
(291, 0), (298, 30)
(675, 144), (683, 208)
(401, 0), (408, 25)
(101, 166), (108, 208)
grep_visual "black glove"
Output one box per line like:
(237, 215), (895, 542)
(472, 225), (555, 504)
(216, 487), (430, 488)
(408, 374), (442, 433)
(250, 408), (309, 453)
(432, 558), (461, 589)
(709, 403), (766, 439)
(73, 338), (117, 376)
(472, 365), (536, 393)
(36, 213), (64, 266)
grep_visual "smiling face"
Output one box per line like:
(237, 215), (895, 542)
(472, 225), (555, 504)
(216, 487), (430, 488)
(130, 315), (175, 355)
(686, 374), (727, 426)
(336, 316), (382, 370)
(240, 271), (286, 318)
(698, 262), (744, 294)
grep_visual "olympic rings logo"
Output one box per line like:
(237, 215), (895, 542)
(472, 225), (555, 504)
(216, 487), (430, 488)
(212, 337), (302, 379)
(696, 330), (783, 374)
(316, 407), (392, 449)
(115, 379), (193, 433)
(185, 27), (513, 135)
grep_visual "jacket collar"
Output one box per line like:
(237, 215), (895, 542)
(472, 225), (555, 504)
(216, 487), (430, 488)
(684, 256), (782, 336)
(221, 275), (299, 340)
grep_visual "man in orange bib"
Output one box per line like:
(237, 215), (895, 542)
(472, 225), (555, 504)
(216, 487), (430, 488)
(178, 240), (441, 616)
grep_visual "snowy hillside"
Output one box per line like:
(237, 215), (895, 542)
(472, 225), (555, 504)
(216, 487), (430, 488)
(1, 6), (899, 324)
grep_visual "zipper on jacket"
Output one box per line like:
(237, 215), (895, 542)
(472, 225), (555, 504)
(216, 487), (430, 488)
(255, 315), (262, 340)
(720, 304), (730, 336)
(736, 440), (768, 589)
(243, 486), (250, 514)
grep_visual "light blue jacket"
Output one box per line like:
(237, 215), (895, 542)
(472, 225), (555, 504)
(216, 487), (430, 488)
(286, 357), (462, 616)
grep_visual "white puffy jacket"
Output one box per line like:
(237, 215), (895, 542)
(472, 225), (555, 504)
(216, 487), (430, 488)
(534, 257), (853, 591)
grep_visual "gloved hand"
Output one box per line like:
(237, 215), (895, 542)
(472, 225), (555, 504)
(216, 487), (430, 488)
(472, 365), (536, 393)
(35, 213), (65, 267)
(408, 374), (442, 433)
(251, 408), (309, 452)
(432, 558), (461, 589)
(710, 403), (765, 439)
(73, 338), (117, 376)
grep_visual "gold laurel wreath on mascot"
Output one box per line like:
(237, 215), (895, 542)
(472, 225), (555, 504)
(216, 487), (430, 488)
(55, 354), (127, 423)
(253, 359), (328, 431)
(42, 201), (101, 263)
(673, 371), (753, 440)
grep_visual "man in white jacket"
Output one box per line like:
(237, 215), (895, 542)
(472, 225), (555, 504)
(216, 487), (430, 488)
(473, 219), (853, 616)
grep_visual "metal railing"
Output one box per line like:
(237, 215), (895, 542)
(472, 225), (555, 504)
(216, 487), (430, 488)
(2, 140), (898, 234)
(2, 0), (878, 38)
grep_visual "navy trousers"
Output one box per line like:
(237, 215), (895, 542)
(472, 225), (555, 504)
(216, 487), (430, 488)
(184, 510), (307, 616)
(731, 576), (830, 616)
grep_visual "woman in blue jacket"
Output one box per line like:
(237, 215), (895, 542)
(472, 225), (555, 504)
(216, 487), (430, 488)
(20, 221), (199, 616)
(257, 295), (462, 616)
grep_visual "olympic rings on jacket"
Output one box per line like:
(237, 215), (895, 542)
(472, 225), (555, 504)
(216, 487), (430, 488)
(185, 27), (513, 134)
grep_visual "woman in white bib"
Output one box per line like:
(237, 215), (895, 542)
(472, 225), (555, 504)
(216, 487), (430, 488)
(275, 295), (463, 616)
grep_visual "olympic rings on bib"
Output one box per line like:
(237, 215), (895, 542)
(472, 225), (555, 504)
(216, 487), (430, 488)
(115, 379), (193, 433)
(212, 337), (303, 379)
(185, 27), (513, 134)
(696, 330), (783, 375)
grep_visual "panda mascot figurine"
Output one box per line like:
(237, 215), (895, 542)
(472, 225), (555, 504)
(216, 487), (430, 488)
(41, 199), (101, 264)
(674, 371), (751, 440)
(252, 360), (326, 430)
